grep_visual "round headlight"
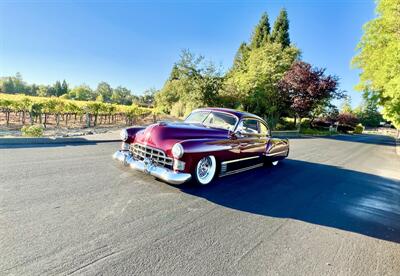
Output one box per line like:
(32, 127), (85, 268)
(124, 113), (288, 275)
(120, 129), (128, 141)
(172, 143), (184, 159)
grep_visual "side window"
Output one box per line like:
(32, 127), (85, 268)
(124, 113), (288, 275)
(237, 119), (259, 134)
(259, 122), (269, 135)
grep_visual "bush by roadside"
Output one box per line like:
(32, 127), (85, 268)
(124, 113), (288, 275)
(21, 125), (44, 137)
(353, 124), (364, 134)
(300, 128), (336, 136)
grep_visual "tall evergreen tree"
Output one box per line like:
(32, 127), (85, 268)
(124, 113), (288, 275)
(232, 42), (250, 71)
(54, 81), (63, 97)
(168, 64), (181, 81)
(271, 9), (290, 48)
(61, 80), (68, 95)
(250, 12), (271, 49)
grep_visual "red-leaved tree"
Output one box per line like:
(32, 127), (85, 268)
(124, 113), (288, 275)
(337, 112), (358, 127)
(279, 61), (344, 128)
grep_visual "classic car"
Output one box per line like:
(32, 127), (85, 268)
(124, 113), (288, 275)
(113, 108), (289, 185)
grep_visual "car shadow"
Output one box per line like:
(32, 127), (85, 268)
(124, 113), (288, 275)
(178, 159), (400, 243)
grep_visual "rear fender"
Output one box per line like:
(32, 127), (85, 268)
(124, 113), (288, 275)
(265, 138), (289, 161)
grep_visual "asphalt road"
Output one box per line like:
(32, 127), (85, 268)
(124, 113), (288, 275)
(1, 134), (399, 275)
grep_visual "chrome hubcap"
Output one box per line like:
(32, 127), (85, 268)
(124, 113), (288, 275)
(198, 157), (212, 179)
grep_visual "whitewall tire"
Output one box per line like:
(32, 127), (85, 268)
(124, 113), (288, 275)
(195, 155), (217, 185)
(264, 160), (279, 167)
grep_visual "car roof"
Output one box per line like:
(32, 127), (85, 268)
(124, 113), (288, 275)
(194, 107), (266, 122)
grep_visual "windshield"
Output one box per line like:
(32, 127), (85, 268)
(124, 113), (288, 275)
(185, 111), (237, 131)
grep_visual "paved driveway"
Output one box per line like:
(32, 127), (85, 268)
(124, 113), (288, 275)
(1, 134), (399, 275)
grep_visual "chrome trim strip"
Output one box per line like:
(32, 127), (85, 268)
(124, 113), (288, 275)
(221, 155), (260, 165)
(265, 150), (287, 157)
(220, 163), (263, 177)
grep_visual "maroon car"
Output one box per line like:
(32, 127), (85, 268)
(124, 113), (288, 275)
(113, 108), (289, 185)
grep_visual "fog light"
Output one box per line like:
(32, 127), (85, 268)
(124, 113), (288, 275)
(121, 142), (130, 151)
(173, 159), (186, 171)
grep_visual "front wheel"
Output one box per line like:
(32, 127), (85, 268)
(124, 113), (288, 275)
(194, 155), (217, 185)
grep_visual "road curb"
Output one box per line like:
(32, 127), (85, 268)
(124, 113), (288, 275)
(0, 137), (120, 145)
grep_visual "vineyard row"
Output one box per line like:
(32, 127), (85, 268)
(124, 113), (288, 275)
(0, 93), (155, 128)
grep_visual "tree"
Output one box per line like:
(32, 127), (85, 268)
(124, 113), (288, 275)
(279, 61), (343, 128)
(70, 85), (94, 101)
(61, 80), (68, 95)
(354, 92), (383, 127)
(340, 96), (353, 113)
(140, 88), (157, 106)
(155, 50), (223, 116)
(96, 82), (113, 102)
(271, 9), (291, 48)
(37, 85), (50, 97)
(1, 77), (15, 93)
(337, 112), (359, 128)
(250, 12), (271, 49)
(54, 81), (63, 97)
(231, 42), (250, 72)
(168, 65), (181, 81)
(0, 73), (30, 94)
(29, 84), (39, 96)
(352, 0), (400, 129)
(13, 72), (27, 93)
(111, 86), (133, 105)
(224, 43), (299, 127)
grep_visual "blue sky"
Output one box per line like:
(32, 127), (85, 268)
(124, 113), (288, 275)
(0, 0), (375, 107)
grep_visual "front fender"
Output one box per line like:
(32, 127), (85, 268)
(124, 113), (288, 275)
(179, 138), (233, 174)
(126, 126), (145, 143)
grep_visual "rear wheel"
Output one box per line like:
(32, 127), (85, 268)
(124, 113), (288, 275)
(194, 155), (217, 185)
(264, 160), (279, 167)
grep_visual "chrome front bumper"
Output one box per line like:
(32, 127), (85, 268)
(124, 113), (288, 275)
(113, 150), (191, 185)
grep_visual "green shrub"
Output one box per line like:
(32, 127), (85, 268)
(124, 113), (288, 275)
(275, 118), (296, 130)
(300, 118), (311, 128)
(21, 125), (44, 137)
(353, 123), (364, 134)
(300, 128), (332, 136)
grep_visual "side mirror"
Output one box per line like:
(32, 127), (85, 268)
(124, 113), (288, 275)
(229, 130), (244, 139)
(229, 130), (238, 139)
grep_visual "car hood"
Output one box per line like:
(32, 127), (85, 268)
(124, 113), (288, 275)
(134, 122), (229, 154)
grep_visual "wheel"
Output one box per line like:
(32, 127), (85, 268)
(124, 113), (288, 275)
(264, 160), (279, 167)
(194, 155), (217, 185)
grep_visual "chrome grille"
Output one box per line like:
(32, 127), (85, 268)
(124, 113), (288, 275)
(131, 143), (173, 168)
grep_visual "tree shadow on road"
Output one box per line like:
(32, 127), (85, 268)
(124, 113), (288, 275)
(319, 134), (396, 147)
(0, 139), (118, 149)
(179, 159), (400, 243)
